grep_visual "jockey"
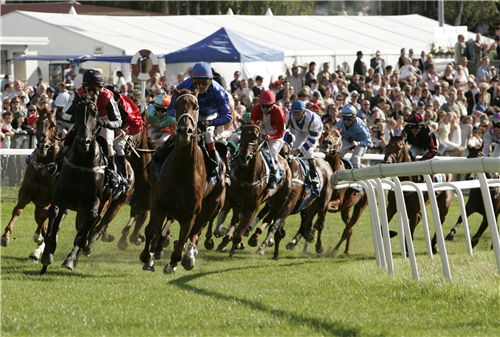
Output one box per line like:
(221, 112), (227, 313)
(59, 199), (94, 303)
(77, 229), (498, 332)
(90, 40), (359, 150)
(146, 93), (175, 148)
(335, 104), (371, 169)
(288, 100), (323, 189)
(153, 62), (231, 175)
(62, 69), (122, 156)
(250, 90), (286, 189)
(105, 84), (143, 177)
(483, 112), (500, 158)
(402, 112), (438, 161)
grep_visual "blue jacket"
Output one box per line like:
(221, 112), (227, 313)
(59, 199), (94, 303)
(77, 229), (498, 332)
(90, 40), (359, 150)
(167, 78), (231, 127)
(335, 117), (371, 147)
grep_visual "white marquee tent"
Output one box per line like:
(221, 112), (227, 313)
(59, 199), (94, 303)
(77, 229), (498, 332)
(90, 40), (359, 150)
(1, 10), (486, 87)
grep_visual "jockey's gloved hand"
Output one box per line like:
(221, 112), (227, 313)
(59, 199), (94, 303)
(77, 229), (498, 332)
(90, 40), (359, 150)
(98, 119), (111, 129)
(197, 120), (213, 133)
(262, 135), (271, 141)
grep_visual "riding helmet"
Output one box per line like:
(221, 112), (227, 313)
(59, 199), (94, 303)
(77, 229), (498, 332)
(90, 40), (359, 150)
(341, 104), (357, 118)
(153, 93), (171, 108)
(258, 91), (275, 105)
(82, 69), (104, 87)
(191, 62), (213, 79)
(291, 100), (306, 111)
(407, 112), (424, 125)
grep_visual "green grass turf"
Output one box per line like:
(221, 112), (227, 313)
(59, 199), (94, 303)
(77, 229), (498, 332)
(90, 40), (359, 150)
(1, 187), (498, 336)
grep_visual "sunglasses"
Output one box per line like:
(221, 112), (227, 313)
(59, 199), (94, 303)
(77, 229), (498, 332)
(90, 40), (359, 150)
(343, 118), (353, 122)
(192, 79), (211, 86)
(155, 107), (167, 113)
(292, 111), (304, 116)
(493, 123), (500, 128)
(261, 104), (273, 109)
(410, 124), (422, 130)
(84, 86), (101, 93)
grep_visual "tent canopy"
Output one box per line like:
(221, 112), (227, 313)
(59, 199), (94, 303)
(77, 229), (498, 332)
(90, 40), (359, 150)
(6, 54), (154, 63)
(165, 27), (284, 64)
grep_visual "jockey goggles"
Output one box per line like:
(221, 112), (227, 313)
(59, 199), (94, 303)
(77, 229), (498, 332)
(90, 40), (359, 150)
(192, 78), (212, 86)
(261, 104), (273, 109)
(155, 106), (167, 113)
(84, 86), (101, 93)
(409, 123), (423, 129)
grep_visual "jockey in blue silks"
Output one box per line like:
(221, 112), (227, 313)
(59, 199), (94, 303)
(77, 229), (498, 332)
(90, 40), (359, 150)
(152, 62), (232, 175)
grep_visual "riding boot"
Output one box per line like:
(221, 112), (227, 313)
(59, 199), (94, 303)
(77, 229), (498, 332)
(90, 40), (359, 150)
(153, 135), (176, 176)
(225, 156), (232, 186)
(268, 167), (277, 189)
(205, 141), (219, 178)
(308, 159), (319, 186)
(116, 155), (127, 177)
(46, 147), (67, 176)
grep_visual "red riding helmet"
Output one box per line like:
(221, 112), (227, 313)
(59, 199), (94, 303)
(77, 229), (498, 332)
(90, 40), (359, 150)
(407, 112), (424, 125)
(258, 90), (275, 105)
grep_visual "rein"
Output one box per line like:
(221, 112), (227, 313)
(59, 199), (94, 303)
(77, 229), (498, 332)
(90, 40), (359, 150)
(64, 157), (107, 173)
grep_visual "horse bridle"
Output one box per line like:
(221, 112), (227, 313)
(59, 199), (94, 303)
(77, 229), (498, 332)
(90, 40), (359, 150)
(320, 133), (343, 155)
(176, 93), (199, 129)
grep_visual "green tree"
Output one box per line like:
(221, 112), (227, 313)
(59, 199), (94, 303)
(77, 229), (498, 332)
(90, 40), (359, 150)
(444, 0), (500, 29)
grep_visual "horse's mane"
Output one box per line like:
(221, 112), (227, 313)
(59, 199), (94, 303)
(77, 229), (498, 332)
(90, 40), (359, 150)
(178, 88), (192, 95)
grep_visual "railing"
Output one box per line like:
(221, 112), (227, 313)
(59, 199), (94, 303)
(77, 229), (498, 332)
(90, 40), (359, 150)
(331, 157), (500, 281)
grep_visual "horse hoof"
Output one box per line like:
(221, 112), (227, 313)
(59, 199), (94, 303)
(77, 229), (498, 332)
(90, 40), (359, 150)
(181, 257), (195, 271)
(163, 264), (176, 274)
(0, 237), (10, 247)
(272, 255), (279, 261)
(248, 234), (259, 247)
(286, 242), (296, 250)
(32, 233), (44, 244)
(82, 246), (92, 256)
(316, 246), (324, 254)
(389, 230), (398, 238)
(41, 254), (53, 266)
(61, 259), (75, 271)
(268, 238), (275, 247)
(214, 227), (228, 238)
(162, 235), (170, 248)
(471, 238), (479, 248)
(216, 243), (227, 253)
(118, 237), (128, 251)
(139, 251), (153, 264)
(243, 228), (251, 237)
(142, 261), (155, 272)
(101, 233), (115, 243)
(204, 239), (214, 251)
(431, 247), (438, 255)
(229, 249), (236, 257)
(256, 247), (265, 256)
(29, 252), (41, 262)
(237, 242), (246, 250)
(136, 234), (145, 245)
(154, 249), (164, 260)
(445, 234), (455, 241)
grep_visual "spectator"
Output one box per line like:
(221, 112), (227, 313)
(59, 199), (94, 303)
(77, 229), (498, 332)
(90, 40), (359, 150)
(397, 48), (407, 69)
(476, 57), (492, 83)
(454, 34), (466, 66)
(286, 63), (307, 95)
(116, 70), (127, 88)
(370, 50), (386, 75)
(317, 62), (331, 83)
(438, 111), (463, 156)
(353, 51), (367, 76)
(482, 112), (500, 157)
(304, 62), (317, 87)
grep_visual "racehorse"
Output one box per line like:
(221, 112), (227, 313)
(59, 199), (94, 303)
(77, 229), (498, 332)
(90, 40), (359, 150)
(248, 141), (334, 256)
(445, 146), (500, 247)
(41, 94), (114, 274)
(1, 106), (59, 261)
(216, 124), (294, 259)
(313, 127), (370, 256)
(383, 133), (454, 254)
(139, 88), (226, 274)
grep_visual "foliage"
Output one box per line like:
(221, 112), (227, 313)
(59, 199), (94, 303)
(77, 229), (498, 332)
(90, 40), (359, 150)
(444, 0), (500, 30)
(1, 193), (498, 336)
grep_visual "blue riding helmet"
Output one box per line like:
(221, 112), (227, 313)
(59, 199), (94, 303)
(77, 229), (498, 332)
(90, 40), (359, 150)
(192, 62), (213, 79)
(341, 104), (357, 118)
(291, 100), (306, 111)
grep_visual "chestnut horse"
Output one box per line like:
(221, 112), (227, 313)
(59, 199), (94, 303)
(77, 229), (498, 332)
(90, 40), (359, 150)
(140, 88), (226, 274)
(41, 94), (114, 274)
(383, 134), (454, 254)
(1, 106), (59, 261)
(445, 146), (500, 248)
(216, 124), (294, 259)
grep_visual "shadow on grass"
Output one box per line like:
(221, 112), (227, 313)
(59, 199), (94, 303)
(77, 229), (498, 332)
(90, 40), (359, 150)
(166, 261), (361, 336)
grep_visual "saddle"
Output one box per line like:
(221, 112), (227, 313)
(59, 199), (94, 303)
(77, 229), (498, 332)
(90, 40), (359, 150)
(260, 151), (284, 184)
(296, 157), (322, 196)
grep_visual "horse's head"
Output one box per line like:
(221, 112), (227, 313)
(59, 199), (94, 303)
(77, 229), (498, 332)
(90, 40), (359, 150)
(35, 106), (58, 157)
(238, 123), (261, 166)
(383, 133), (409, 164)
(73, 94), (99, 153)
(320, 128), (342, 156)
(466, 145), (484, 158)
(172, 88), (199, 144)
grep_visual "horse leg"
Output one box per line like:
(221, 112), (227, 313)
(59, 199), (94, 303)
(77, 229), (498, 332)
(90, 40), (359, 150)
(140, 204), (166, 272)
(216, 213), (240, 253)
(314, 211), (327, 254)
(471, 218), (489, 248)
(246, 203), (269, 237)
(1, 191), (31, 246)
(343, 199), (368, 255)
(41, 204), (64, 274)
(29, 206), (49, 262)
(272, 226), (286, 260)
(445, 195), (477, 241)
(230, 209), (258, 257)
(78, 198), (102, 256)
(431, 191), (453, 254)
(248, 214), (272, 247)
(213, 205), (230, 238)
(167, 217), (196, 273)
(118, 216), (136, 251)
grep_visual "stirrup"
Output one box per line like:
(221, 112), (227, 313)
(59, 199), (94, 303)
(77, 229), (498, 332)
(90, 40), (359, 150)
(45, 163), (58, 176)
(310, 176), (319, 185)
(268, 174), (277, 189)
(225, 173), (231, 186)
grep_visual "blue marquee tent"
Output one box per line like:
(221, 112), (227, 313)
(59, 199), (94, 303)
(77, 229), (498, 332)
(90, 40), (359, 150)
(165, 27), (284, 64)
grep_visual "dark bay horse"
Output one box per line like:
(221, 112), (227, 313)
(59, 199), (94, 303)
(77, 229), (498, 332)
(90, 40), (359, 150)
(249, 141), (335, 255)
(383, 133), (454, 254)
(1, 106), (59, 261)
(41, 94), (113, 274)
(140, 88), (226, 274)
(216, 124), (294, 259)
(445, 146), (500, 248)
(314, 127), (369, 256)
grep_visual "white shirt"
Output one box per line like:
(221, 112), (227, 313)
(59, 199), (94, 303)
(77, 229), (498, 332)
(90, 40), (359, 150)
(115, 76), (127, 89)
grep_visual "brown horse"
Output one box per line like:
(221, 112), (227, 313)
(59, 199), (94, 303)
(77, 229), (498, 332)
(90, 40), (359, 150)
(1, 106), (59, 261)
(445, 146), (500, 247)
(248, 141), (335, 255)
(41, 94), (115, 274)
(316, 128), (370, 256)
(216, 124), (294, 259)
(139, 88), (226, 273)
(383, 133), (454, 254)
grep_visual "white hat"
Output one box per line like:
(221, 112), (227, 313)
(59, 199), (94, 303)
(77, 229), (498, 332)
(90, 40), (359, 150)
(54, 92), (70, 107)
(376, 50), (381, 55)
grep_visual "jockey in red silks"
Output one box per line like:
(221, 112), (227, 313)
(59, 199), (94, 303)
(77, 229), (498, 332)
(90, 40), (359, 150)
(250, 90), (286, 189)
(62, 69), (122, 156)
(106, 84), (143, 177)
